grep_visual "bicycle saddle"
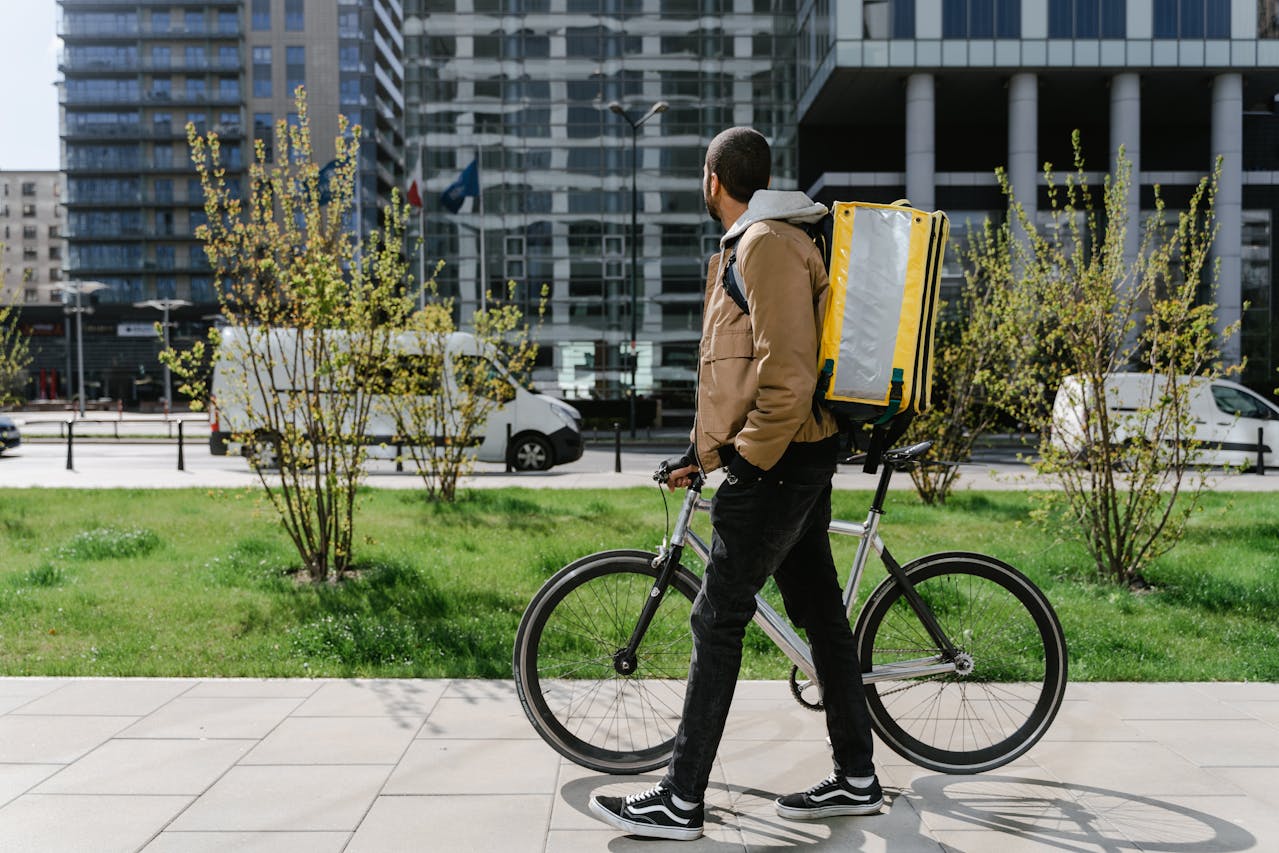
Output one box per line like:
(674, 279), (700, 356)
(882, 440), (934, 464)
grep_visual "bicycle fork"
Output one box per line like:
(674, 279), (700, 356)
(612, 475), (706, 676)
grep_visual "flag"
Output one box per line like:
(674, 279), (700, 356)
(439, 158), (479, 214)
(406, 154), (424, 208)
(316, 159), (339, 205)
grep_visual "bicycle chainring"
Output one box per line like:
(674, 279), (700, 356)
(788, 666), (824, 712)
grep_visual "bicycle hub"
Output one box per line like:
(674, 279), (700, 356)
(613, 649), (638, 676)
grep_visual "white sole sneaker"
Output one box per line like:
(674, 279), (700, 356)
(775, 797), (884, 820)
(589, 796), (705, 841)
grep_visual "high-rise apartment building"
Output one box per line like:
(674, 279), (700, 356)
(794, 0), (1279, 391)
(0, 171), (68, 307)
(403, 0), (798, 416)
(245, 0), (405, 234)
(47, 0), (404, 404)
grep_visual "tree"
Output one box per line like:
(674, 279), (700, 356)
(0, 261), (32, 406)
(993, 132), (1235, 586)
(383, 279), (543, 502)
(908, 217), (1037, 504)
(168, 89), (412, 582)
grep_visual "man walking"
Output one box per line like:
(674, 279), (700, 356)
(589, 127), (881, 841)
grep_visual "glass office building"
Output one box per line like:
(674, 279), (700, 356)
(403, 0), (799, 418)
(795, 0), (1279, 392)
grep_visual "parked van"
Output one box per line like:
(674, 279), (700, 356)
(208, 327), (583, 471)
(1050, 373), (1278, 468)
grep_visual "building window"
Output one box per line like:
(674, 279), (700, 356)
(22, 204), (36, 217)
(218, 10), (238, 34)
(254, 112), (274, 161)
(185, 46), (207, 68)
(285, 0), (304, 31)
(23, 225), (37, 240)
(943, 0), (1021, 37)
(21, 182), (36, 196)
(49, 268), (62, 282)
(1153, 0), (1229, 37)
(151, 45), (171, 68)
(1050, 0), (1126, 36)
(151, 10), (170, 33)
(285, 46), (305, 94)
(252, 0), (270, 31)
(864, 0), (915, 37)
(218, 46), (238, 68)
(187, 77), (207, 100)
(154, 180), (173, 203)
(253, 47), (272, 97)
(24, 289), (38, 303)
(184, 11), (204, 34)
(49, 246), (61, 261)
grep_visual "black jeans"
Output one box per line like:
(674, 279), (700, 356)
(663, 436), (876, 802)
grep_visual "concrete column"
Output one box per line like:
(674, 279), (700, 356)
(1212, 73), (1243, 366)
(905, 74), (935, 211)
(1007, 72), (1038, 226)
(1110, 73), (1141, 271)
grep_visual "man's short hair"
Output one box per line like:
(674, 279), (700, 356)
(706, 127), (770, 203)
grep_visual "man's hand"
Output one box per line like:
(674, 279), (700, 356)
(663, 464), (699, 492)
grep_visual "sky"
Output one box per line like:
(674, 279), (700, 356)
(0, 0), (61, 171)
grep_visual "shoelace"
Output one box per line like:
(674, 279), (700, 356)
(806, 772), (843, 795)
(625, 784), (667, 806)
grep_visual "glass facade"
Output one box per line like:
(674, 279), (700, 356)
(403, 0), (798, 407)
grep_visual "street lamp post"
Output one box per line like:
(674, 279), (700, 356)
(608, 100), (667, 439)
(134, 299), (192, 406)
(58, 281), (108, 416)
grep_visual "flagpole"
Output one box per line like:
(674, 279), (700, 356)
(476, 148), (487, 314)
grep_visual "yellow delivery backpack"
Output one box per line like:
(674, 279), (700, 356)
(817, 200), (949, 470)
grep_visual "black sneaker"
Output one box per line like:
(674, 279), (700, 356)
(775, 773), (884, 819)
(589, 783), (705, 841)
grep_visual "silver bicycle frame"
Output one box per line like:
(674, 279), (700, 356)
(663, 489), (956, 686)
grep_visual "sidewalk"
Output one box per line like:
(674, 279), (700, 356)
(0, 678), (1274, 851)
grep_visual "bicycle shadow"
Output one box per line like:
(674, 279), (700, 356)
(560, 773), (1257, 851)
(905, 774), (1258, 852)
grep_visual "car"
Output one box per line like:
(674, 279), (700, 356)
(0, 415), (20, 454)
(1050, 373), (1279, 468)
(208, 327), (584, 472)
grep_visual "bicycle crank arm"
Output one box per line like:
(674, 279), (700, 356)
(862, 657), (957, 684)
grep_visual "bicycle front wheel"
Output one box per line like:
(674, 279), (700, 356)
(854, 552), (1068, 774)
(513, 550), (700, 774)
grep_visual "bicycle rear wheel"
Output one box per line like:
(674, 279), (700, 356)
(513, 550), (700, 774)
(854, 552), (1067, 774)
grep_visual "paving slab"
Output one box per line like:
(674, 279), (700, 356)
(0, 679), (1274, 851)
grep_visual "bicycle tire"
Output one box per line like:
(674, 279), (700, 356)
(853, 551), (1068, 774)
(513, 550), (701, 774)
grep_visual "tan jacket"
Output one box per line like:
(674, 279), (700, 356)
(692, 217), (837, 473)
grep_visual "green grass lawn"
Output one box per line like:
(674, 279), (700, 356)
(0, 486), (1274, 681)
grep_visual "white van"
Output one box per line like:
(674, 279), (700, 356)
(208, 327), (583, 471)
(1050, 372), (1278, 468)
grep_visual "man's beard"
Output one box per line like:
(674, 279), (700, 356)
(703, 171), (721, 225)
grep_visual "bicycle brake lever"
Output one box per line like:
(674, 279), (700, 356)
(653, 461), (671, 484)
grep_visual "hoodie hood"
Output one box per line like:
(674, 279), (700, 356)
(720, 190), (828, 248)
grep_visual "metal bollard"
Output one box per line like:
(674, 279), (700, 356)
(177, 420), (185, 471)
(505, 423), (513, 473)
(396, 443), (403, 473)
(1257, 426), (1265, 476)
(65, 420), (74, 471)
(614, 422), (622, 474)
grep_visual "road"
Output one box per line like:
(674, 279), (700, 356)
(4, 438), (1278, 492)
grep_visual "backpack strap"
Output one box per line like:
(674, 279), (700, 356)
(722, 245), (750, 316)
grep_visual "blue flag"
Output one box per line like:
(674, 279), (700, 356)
(317, 159), (339, 205)
(439, 158), (479, 213)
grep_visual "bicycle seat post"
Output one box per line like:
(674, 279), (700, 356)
(870, 459), (895, 514)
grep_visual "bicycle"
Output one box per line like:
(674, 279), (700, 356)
(513, 440), (1068, 776)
